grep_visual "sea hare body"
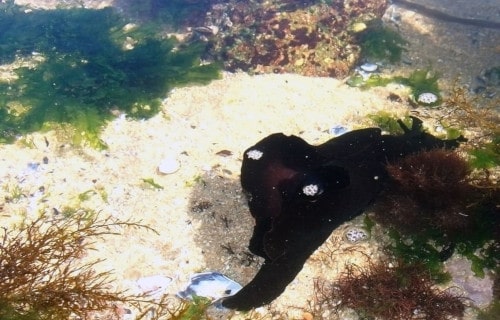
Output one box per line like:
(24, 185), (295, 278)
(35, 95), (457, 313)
(221, 117), (465, 310)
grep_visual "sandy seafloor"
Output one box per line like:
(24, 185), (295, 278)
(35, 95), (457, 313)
(1, 0), (499, 319)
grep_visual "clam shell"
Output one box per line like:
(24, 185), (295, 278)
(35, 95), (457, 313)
(177, 272), (242, 301)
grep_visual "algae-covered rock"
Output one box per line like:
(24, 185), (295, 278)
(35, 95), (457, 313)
(205, 0), (389, 77)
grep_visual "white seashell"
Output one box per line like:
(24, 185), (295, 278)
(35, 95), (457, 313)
(158, 157), (180, 174)
(345, 227), (369, 243)
(417, 92), (438, 105)
(177, 272), (242, 301)
(360, 63), (378, 72)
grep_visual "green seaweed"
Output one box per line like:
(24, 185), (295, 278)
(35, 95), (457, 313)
(142, 178), (164, 190)
(122, 0), (210, 28)
(401, 69), (441, 106)
(356, 19), (408, 63)
(363, 215), (375, 235)
(443, 126), (463, 140)
(453, 201), (499, 277)
(387, 229), (451, 283)
(367, 112), (412, 135)
(0, 4), (220, 147)
(346, 73), (393, 88)
(347, 69), (441, 106)
(171, 296), (212, 320)
(468, 136), (500, 169)
(478, 299), (500, 320)
(385, 190), (499, 279)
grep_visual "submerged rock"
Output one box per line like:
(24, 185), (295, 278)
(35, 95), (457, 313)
(205, 0), (389, 77)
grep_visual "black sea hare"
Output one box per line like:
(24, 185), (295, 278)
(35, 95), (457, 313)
(221, 117), (466, 310)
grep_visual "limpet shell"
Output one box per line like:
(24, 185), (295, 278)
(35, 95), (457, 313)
(417, 92), (439, 105)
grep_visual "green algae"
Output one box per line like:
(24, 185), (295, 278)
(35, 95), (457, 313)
(142, 178), (164, 190)
(386, 192), (499, 279)
(367, 112), (412, 134)
(356, 19), (408, 63)
(468, 136), (500, 169)
(478, 299), (500, 320)
(402, 69), (441, 106)
(172, 296), (212, 320)
(387, 229), (452, 283)
(0, 4), (220, 147)
(347, 69), (442, 106)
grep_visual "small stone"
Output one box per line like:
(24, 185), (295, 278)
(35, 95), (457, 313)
(350, 22), (367, 33)
(158, 157), (180, 174)
(294, 58), (305, 66)
(216, 149), (233, 157)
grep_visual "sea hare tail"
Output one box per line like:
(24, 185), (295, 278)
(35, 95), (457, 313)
(220, 251), (305, 310)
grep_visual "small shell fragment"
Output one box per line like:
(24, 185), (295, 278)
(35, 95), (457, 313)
(136, 275), (172, 297)
(360, 63), (378, 72)
(158, 157), (180, 174)
(329, 125), (348, 137)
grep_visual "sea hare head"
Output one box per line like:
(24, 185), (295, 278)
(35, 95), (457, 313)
(222, 117), (466, 310)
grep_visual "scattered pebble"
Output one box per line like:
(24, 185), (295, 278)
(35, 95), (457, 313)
(27, 162), (40, 171)
(216, 149), (233, 157)
(344, 227), (369, 243)
(158, 157), (180, 174)
(177, 272), (242, 301)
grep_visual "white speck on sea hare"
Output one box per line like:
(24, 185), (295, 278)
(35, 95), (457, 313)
(247, 149), (263, 160)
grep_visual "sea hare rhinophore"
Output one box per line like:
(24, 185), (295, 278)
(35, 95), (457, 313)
(221, 117), (466, 310)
